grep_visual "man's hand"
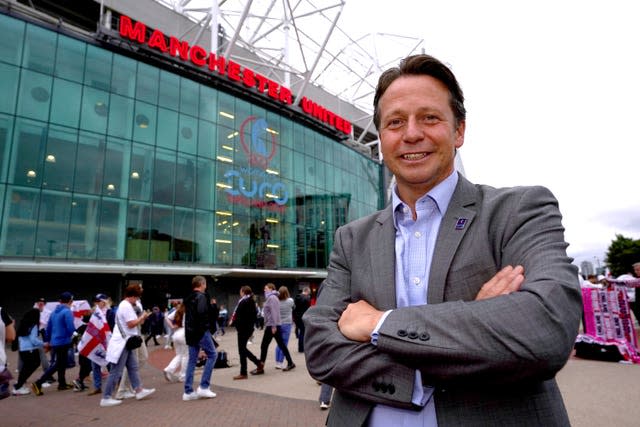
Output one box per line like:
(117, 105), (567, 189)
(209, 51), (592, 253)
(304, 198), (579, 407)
(338, 300), (384, 342)
(476, 265), (525, 300)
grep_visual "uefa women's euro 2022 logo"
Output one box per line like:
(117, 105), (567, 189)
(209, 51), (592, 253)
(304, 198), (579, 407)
(223, 116), (289, 212)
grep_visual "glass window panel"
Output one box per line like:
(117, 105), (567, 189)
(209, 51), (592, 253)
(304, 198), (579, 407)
(0, 114), (14, 183)
(279, 146), (293, 180)
(126, 202), (151, 261)
(129, 143), (154, 201)
(54, 35), (85, 82)
(195, 158), (214, 210)
(233, 214), (250, 266)
(214, 209), (233, 265)
(132, 101), (157, 145)
(16, 69), (52, 121)
(153, 148), (175, 205)
(215, 161), (234, 213)
(67, 195), (100, 259)
(216, 125), (237, 165)
(279, 117), (293, 150)
(74, 131), (105, 195)
(42, 126), (77, 191)
(50, 78), (82, 127)
(174, 207), (195, 261)
(180, 78), (198, 116)
(0, 63), (19, 114)
(293, 152), (305, 183)
(97, 198), (125, 260)
(80, 86), (109, 134)
(84, 45), (112, 91)
(135, 62), (159, 105)
(0, 14), (25, 66)
(199, 85), (217, 121)
(9, 119), (47, 187)
(175, 153), (195, 208)
(150, 205), (172, 262)
(107, 94), (134, 140)
(177, 113), (197, 154)
(22, 24), (56, 74)
(103, 137), (129, 198)
(197, 120), (216, 159)
(314, 133), (324, 161)
(35, 191), (71, 258)
(1, 187), (38, 256)
(158, 71), (179, 111)
(235, 99), (251, 122)
(111, 54), (137, 98)
(292, 124), (304, 153)
(156, 107), (178, 150)
(194, 210), (213, 263)
(217, 92), (236, 128)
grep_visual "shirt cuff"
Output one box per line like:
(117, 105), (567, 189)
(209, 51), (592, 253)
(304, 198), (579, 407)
(412, 371), (434, 406)
(370, 310), (392, 346)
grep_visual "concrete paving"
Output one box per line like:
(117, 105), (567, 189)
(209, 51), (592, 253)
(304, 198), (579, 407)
(3, 327), (640, 426)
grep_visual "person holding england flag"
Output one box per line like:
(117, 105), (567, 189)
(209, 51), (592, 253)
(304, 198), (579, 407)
(77, 294), (112, 395)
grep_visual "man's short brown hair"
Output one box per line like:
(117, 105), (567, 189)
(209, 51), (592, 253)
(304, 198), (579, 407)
(373, 54), (466, 130)
(192, 275), (206, 290)
(124, 283), (143, 298)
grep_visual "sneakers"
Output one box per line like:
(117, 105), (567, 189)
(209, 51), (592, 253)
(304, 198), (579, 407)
(135, 388), (155, 400)
(12, 386), (30, 396)
(233, 374), (248, 380)
(282, 363), (296, 372)
(100, 398), (122, 407)
(274, 362), (283, 369)
(320, 402), (330, 410)
(182, 392), (199, 401)
(115, 390), (136, 399)
(196, 387), (216, 399)
(31, 383), (43, 396)
(41, 382), (51, 389)
(163, 369), (175, 382)
(73, 379), (87, 392)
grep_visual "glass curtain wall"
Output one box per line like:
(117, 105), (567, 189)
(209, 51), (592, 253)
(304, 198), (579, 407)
(0, 13), (382, 269)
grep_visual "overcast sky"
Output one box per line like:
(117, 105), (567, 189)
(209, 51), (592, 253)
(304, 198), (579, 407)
(340, 0), (640, 272)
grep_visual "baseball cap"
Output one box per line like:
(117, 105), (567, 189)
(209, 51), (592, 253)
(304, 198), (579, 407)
(59, 291), (73, 303)
(95, 293), (109, 302)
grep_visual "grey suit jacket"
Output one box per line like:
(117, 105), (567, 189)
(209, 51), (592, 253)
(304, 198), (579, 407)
(303, 174), (582, 427)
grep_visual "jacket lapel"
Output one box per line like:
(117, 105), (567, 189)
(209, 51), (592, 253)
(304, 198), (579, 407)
(428, 175), (478, 304)
(370, 207), (398, 310)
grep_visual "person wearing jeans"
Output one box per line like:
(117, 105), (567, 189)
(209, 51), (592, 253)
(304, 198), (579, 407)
(274, 286), (295, 369)
(99, 284), (155, 407)
(183, 275), (217, 401)
(252, 283), (295, 374)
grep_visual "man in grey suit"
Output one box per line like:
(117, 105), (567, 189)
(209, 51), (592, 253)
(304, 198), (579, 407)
(303, 54), (582, 426)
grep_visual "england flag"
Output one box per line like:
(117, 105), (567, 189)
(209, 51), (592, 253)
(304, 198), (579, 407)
(77, 308), (111, 366)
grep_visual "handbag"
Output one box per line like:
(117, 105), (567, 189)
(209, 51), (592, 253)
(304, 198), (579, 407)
(116, 312), (143, 351)
(125, 335), (143, 350)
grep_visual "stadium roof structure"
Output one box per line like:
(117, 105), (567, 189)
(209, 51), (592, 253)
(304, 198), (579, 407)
(150, 0), (426, 145)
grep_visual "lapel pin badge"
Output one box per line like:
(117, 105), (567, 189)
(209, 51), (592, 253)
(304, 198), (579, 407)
(455, 218), (467, 230)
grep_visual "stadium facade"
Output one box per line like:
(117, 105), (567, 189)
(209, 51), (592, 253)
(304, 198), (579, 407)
(0, 0), (388, 312)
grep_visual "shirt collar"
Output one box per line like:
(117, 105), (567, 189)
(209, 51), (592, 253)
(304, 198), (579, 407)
(392, 171), (459, 225)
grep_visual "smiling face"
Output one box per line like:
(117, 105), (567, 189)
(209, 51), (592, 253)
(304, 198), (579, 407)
(379, 74), (465, 207)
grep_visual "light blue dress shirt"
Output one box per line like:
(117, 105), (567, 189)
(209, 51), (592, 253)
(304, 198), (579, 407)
(369, 171), (458, 427)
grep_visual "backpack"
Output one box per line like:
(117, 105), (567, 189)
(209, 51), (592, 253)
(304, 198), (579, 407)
(214, 350), (230, 368)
